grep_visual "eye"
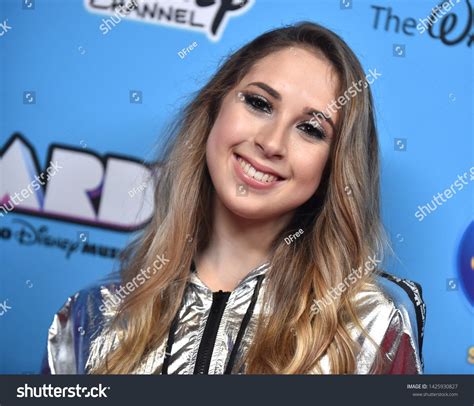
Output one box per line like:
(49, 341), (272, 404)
(297, 120), (327, 140)
(240, 92), (272, 115)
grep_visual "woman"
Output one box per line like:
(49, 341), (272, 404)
(41, 21), (426, 375)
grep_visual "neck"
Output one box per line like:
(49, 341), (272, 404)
(194, 193), (292, 292)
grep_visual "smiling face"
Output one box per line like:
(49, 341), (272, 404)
(205, 46), (340, 221)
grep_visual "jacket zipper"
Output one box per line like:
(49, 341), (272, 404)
(193, 290), (231, 374)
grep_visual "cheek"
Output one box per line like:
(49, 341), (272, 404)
(206, 128), (218, 161)
(206, 104), (253, 172)
(290, 148), (330, 197)
(207, 117), (239, 157)
(206, 124), (230, 176)
(205, 115), (239, 191)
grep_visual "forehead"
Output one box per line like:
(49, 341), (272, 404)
(241, 47), (340, 118)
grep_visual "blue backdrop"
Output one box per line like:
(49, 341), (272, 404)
(1, 0), (473, 374)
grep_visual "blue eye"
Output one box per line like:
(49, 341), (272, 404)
(241, 93), (272, 114)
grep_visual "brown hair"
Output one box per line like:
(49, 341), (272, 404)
(90, 21), (388, 374)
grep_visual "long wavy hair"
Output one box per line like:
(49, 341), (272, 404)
(90, 21), (390, 374)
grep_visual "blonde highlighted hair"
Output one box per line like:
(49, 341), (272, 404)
(90, 21), (390, 374)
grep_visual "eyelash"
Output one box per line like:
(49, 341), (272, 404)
(239, 91), (327, 140)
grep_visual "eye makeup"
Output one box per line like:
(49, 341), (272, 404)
(237, 91), (327, 141)
(238, 91), (273, 115)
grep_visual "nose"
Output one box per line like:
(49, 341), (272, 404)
(254, 120), (288, 159)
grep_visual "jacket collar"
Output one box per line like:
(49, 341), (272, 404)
(189, 260), (271, 293)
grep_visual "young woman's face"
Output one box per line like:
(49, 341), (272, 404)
(206, 47), (340, 221)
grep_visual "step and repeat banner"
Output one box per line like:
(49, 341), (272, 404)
(1, 0), (473, 374)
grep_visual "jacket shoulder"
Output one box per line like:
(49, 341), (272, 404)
(353, 272), (426, 374)
(40, 281), (120, 374)
(375, 272), (426, 357)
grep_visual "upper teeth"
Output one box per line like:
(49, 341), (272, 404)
(237, 156), (279, 183)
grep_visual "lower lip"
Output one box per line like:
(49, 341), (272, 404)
(232, 154), (284, 190)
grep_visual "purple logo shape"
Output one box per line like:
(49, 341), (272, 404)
(458, 221), (474, 307)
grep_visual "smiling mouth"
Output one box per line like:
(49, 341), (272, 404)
(234, 154), (284, 183)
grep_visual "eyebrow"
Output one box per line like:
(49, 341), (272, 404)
(246, 81), (336, 133)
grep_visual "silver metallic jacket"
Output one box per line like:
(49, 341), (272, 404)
(41, 261), (426, 374)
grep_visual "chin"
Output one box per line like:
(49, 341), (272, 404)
(219, 192), (281, 221)
(223, 197), (262, 219)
